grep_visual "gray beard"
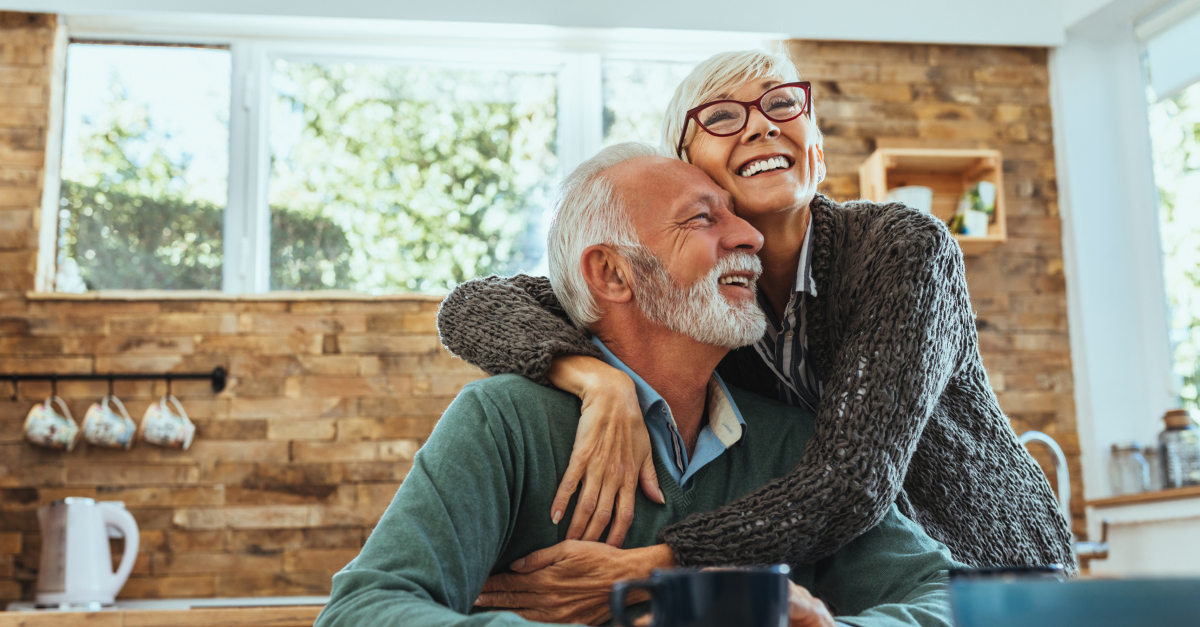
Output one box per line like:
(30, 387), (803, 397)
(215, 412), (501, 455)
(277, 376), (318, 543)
(624, 248), (766, 350)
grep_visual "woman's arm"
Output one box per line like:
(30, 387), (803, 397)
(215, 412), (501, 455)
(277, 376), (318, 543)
(547, 356), (664, 545)
(659, 226), (969, 567)
(438, 274), (663, 544)
(436, 274), (602, 384)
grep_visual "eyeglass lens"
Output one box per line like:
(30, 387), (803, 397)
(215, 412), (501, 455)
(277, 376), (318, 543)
(696, 84), (808, 135)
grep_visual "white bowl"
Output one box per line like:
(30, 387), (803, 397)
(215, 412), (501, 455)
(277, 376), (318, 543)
(885, 186), (934, 214)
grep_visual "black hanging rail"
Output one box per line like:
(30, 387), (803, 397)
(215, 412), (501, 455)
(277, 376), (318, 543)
(5, 367), (227, 401)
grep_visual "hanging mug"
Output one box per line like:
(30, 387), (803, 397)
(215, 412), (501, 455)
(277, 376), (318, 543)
(24, 396), (81, 451)
(83, 395), (137, 450)
(139, 394), (195, 450)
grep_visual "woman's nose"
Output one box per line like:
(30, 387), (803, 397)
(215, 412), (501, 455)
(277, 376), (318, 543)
(741, 107), (781, 143)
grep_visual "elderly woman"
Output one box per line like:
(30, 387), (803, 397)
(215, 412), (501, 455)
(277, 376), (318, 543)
(439, 50), (1074, 620)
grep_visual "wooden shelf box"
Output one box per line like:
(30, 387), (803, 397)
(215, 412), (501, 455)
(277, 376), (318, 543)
(858, 148), (1007, 256)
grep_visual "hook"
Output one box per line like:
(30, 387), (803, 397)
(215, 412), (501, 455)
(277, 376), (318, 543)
(9, 374), (16, 402)
(166, 374), (172, 397)
(108, 373), (114, 398)
(51, 374), (57, 397)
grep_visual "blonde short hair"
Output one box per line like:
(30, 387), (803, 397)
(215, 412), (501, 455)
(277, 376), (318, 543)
(662, 50), (819, 163)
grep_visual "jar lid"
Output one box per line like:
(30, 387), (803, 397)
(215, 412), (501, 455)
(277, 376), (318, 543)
(1163, 409), (1198, 429)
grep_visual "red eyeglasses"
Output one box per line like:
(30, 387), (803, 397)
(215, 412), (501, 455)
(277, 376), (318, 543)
(675, 81), (812, 158)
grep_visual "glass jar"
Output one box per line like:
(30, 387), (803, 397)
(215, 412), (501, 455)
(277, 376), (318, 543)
(1109, 443), (1150, 495)
(1141, 443), (1164, 492)
(1160, 409), (1200, 488)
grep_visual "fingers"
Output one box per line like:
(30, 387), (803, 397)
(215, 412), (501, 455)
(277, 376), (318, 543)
(638, 455), (665, 505)
(509, 543), (569, 574)
(566, 471), (602, 541)
(787, 581), (836, 627)
(551, 455), (586, 525)
(476, 590), (543, 608)
(605, 480), (637, 547)
(581, 476), (620, 542)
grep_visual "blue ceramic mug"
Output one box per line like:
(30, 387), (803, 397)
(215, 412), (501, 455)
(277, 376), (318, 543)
(610, 565), (790, 627)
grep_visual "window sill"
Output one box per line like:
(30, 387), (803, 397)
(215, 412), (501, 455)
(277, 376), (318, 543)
(24, 290), (447, 303)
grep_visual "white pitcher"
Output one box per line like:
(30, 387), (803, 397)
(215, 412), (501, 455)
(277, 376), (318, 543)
(36, 497), (139, 606)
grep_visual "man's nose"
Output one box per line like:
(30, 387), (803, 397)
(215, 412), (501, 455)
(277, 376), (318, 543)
(722, 214), (764, 255)
(741, 106), (781, 143)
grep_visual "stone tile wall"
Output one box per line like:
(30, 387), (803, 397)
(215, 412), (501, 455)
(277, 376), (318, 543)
(0, 11), (1079, 604)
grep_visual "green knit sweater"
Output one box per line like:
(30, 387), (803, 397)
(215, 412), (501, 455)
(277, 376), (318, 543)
(314, 374), (959, 627)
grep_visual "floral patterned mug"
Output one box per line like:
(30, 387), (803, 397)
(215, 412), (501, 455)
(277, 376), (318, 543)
(139, 394), (195, 450)
(24, 396), (81, 451)
(83, 395), (137, 450)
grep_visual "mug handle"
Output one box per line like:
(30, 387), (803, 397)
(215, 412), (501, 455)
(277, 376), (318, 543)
(48, 395), (74, 422)
(164, 394), (191, 423)
(105, 395), (133, 422)
(611, 579), (665, 627)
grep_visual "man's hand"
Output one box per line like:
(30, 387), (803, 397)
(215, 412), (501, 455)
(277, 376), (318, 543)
(788, 581), (835, 627)
(475, 541), (674, 625)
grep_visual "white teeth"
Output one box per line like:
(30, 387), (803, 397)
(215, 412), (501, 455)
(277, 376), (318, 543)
(739, 156), (790, 177)
(719, 276), (749, 287)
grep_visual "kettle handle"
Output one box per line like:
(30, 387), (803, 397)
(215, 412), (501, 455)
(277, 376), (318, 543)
(99, 504), (139, 598)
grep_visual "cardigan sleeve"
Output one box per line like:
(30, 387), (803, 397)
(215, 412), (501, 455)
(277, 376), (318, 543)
(436, 274), (603, 386)
(658, 220), (971, 568)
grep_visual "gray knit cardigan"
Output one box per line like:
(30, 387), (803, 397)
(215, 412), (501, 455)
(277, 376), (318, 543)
(436, 194), (1076, 571)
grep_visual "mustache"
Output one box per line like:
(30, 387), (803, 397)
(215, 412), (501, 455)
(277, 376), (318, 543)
(709, 252), (762, 287)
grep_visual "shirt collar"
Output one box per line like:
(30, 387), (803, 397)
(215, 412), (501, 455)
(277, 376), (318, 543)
(590, 337), (745, 446)
(794, 216), (818, 297)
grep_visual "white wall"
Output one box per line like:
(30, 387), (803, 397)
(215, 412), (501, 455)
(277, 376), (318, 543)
(0, 0), (1067, 46)
(1052, 0), (1179, 504)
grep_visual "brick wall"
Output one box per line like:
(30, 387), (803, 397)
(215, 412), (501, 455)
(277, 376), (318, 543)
(0, 11), (1079, 605)
(792, 40), (1080, 535)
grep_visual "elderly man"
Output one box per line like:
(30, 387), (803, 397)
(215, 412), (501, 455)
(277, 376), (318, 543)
(314, 143), (959, 627)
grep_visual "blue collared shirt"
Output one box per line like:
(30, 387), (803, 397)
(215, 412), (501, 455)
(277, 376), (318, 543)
(592, 337), (746, 491)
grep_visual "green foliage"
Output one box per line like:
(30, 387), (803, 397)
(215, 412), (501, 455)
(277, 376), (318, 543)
(1149, 81), (1200, 409)
(59, 181), (223, 290)
(268, 61), (558, 294)
(57, 88), (225, 290)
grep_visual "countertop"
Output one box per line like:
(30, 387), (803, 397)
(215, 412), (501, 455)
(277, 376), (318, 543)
(1, 597), (326, 627)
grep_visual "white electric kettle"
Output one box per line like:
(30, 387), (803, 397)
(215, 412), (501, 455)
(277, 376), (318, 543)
(36, 497), (139, 606)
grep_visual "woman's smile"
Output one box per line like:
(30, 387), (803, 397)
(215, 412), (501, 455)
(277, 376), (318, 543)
(686, 80), (823, 220)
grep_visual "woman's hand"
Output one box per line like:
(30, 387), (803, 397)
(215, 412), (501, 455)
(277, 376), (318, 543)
(787, 581), (835, 627)
(546, 355), (664, 546)
(476, 541), (675, 624)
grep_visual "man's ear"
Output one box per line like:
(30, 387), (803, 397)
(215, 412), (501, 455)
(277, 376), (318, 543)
(580, 245), (633, 305)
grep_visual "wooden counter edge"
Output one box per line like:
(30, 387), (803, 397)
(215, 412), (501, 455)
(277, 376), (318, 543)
(0, 605), (323, 627)
(1085, 484), (1200, 508)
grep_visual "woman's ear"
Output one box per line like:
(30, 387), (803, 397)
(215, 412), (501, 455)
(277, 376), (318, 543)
(580, 245), (633, 305)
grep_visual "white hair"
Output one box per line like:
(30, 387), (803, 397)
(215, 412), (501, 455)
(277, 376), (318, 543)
(547, 142), (665, 329)
(661, 49), (819, 162)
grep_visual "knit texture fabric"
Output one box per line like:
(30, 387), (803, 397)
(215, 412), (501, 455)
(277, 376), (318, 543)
(435, 194), (1076, 572)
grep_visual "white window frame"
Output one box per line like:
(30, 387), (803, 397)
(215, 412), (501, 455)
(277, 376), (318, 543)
(48, 14), (779, 294)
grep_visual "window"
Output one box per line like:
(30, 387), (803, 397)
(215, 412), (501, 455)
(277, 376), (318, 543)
(55, 43), (231, 291)
(1148, 81), (1200, 409)
(48, 18), (759, 295)
(1143, 5), (1200, 409)
(268, 60), (558, 294)
(601, 59), (695, 147)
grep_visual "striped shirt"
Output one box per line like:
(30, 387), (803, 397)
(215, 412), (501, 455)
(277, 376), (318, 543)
(752, 221), (823, 413)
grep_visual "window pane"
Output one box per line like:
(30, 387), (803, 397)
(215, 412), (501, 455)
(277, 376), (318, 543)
(56, 43), (230, 291)
(1149, 79), (1200, 408)
(602, 60), (695, 148)
(268, 60), (558, 294)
